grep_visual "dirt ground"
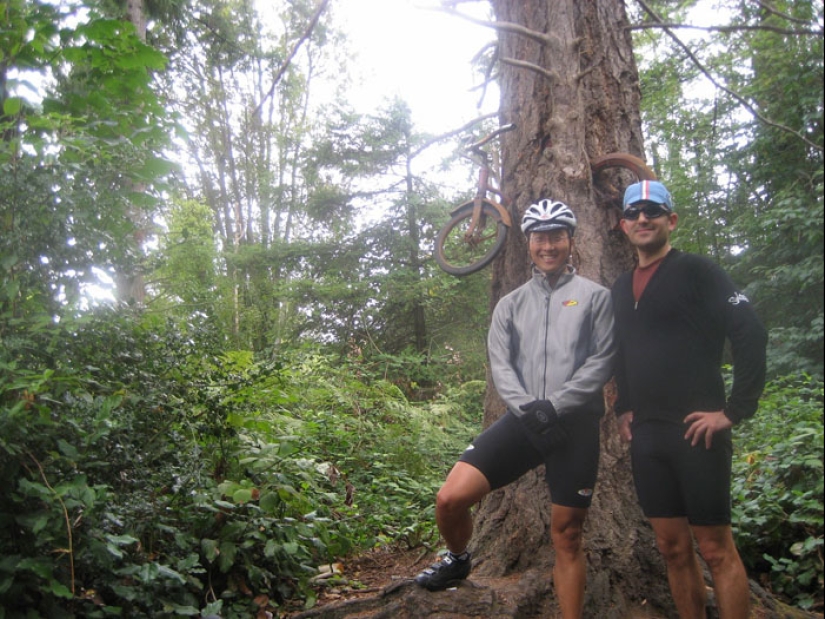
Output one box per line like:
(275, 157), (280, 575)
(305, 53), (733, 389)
(280, 546), (431, 616)
(278, 546), (824, 619)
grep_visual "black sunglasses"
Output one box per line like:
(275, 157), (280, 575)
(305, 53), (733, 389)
(622, 203), (671, 220)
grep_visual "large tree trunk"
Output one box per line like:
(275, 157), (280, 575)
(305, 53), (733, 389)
(468, 1), (669, 614)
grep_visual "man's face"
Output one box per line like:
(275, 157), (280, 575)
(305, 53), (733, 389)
(619, 201), (677, 253)
(528, 228), (571, 275)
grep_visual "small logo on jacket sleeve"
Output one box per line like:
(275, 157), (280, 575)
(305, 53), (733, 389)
(562, 299), (578, 307)
(728, 292), (750, 305)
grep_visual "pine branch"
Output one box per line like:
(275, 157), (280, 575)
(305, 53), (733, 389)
(251, 0), (332, 118)
(753, 0), (815, 26)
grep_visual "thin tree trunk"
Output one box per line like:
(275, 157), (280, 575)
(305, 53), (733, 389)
(114, 0), (148, 304)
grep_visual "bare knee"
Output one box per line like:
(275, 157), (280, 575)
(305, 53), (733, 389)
(655, 532), (695, 567)
(695, 527), (740, 572)
(696, 533), (740, 573)
(435, 463), (490, 517)
(648, 518), (696, 565)
(551, 507), (587, 557)
(552, 530), (583, 561)
(435, 480), (485, 517)
(435, 485), (472, 515)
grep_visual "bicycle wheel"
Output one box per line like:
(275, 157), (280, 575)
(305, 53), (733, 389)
(434, 199), (508, 276)
(591, 152), (657, 180)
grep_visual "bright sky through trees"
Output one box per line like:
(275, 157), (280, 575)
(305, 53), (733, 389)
(336, 0), (499, 133)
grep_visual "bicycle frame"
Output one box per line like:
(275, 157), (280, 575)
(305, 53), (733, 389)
(457, 124), (516, 231)
(456, 156), (512, 235)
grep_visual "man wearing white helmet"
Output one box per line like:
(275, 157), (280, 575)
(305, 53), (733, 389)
(416, 199), (616, 619)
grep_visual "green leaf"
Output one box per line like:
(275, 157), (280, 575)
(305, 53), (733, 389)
(48, 579), (73, 598)
(104, 533), (139, 546)
(3, 97), (22, 116)
(56, 439), (79, 459)
(259, 492), (280, 513)
(232, 488), (253, 504)
(201, 539), (219, 564)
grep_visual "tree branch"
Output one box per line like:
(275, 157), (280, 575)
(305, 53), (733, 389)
(432, 5), (551, 45)
(251, 0), (332, 118)
(627, 22), (820, 36)
(432, 7), (560, 94)
(753, 0), (815, 26)
(633, 0), (823, 153)
(410, 113), (499, 160)
(499, 57), (555, 80)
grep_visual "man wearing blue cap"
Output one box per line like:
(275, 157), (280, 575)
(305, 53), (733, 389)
(611, 180), (768, 618)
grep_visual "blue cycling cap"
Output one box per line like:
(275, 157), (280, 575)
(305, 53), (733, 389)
(623, 180), (673, 211)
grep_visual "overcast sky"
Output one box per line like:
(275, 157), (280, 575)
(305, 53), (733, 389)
(337, 0), (499, 134)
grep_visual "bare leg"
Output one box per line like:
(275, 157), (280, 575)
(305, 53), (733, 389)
(692, 524), (750, 619)
(435, 461), (491, 553)
(551, 505), (589, 619)
(649, 517), (707, 619)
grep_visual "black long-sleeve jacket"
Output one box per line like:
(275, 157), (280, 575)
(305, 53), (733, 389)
(611, 249), (767, 424)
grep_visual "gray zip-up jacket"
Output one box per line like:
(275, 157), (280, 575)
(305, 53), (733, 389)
(488, 267), (617, 419)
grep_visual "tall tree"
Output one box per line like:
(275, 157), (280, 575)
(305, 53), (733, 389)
(632, 0), (824, 379)
(158, 0), (338, 348)
(466, 0), (666, 614)
(725, 0), (823, 377)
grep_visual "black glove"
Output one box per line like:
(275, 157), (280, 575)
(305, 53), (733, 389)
(518, 400), (570, 448)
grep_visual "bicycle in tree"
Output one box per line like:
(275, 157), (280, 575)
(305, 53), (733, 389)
(433, 125), (658, 276)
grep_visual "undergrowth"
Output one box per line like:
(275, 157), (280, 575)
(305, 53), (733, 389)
(0, 309), (481, 618)
(732, 373), (824, 611)
(1, 309), (821, 616)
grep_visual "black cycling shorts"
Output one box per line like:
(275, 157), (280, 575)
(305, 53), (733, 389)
(630, 419), (733, 525)
(458, 410), (600, 509)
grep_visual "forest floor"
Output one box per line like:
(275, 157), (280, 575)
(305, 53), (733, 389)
(281, 545), (430, 616)
(279, 545), (824, 619)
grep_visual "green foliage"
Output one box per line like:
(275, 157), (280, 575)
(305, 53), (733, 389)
(152, 198), (219, 307)
(733, 181), (824, 378)
(1, 1), (176, 319)
(0, 310), (479, 617)
(261, 346), (481, 549)
(732, 374), (824, 609)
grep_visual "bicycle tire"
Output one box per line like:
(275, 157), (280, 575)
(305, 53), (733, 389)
(591, 152), (657, 180)
(434, 199), (508, 276)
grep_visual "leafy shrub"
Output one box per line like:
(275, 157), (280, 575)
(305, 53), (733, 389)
(268, 347), (480, 553)
(1, 314), (481, 617)
(732, 373), (824, 609)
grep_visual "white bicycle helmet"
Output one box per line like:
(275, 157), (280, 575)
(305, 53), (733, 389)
(521, 199), (577, 236)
